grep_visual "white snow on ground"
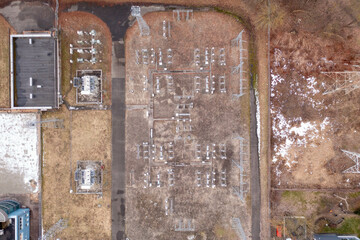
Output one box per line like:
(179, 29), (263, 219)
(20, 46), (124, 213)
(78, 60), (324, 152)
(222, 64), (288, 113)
(290, 122), (317, 137)
(272, 112), (330, 169)
(271, 51), (330, 169)
(270, 49), (335, 185)
(255, 89), (261, 156)
(0, 113), (39, 193)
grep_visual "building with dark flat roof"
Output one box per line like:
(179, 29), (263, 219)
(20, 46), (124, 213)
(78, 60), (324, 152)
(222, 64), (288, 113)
(10, 33), (60, 110)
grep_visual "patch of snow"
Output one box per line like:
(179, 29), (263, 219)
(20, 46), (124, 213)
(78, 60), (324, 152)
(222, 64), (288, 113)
(320, 117), (330, 131)
(0, 113), (39, 193)
(271, 73), (284, 87)
(306, 76), (320, 95)
(290, 122), (317, 137)
(270, 50), (336, 181)
(255, 89), (261, 156)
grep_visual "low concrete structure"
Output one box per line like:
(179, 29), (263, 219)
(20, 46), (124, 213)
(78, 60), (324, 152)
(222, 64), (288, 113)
(74, 161), (103, 194)
(75, 69), (102, 104)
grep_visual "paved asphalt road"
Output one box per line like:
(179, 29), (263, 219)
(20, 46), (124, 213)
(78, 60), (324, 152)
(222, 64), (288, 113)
(111, 76), (126, 240)
(111, 42), (126, 240)
(250, 75), (261, 239)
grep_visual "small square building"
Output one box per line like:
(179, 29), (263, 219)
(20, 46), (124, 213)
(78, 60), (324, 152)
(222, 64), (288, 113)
(74, 161), (103, 194)
(10, 33), (60, 110)
(74, 70), (102, 104)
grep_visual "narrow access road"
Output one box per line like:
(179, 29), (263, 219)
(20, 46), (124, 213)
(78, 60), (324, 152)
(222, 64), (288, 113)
(250, 75), (261, 239)
(111, 41), (126, 240)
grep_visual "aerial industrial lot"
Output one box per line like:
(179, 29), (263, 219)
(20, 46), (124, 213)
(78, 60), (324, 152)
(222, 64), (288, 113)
(0, 1), (360, 240)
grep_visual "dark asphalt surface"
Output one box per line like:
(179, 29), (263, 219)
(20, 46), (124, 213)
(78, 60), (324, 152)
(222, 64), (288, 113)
(76, 3), (131, 41)
(111, 77), (126, 240)
(250, 78), (261, 239)
(0, 1), (54, 33)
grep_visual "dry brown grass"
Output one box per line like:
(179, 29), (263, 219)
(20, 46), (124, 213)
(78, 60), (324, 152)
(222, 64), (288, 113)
(0, 15), (15, 108)
(255, 2), (288, 30)
(59, 11), (112, 106)
(41, 107), (112, 239)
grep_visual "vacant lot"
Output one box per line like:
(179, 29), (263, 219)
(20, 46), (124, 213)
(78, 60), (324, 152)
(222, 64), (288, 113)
(0, 15), (15, 107)
(42, 107), (112, 239)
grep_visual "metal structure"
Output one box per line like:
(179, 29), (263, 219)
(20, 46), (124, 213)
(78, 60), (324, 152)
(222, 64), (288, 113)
(173, 9), (193, 21)
(232, 136), (247, 201)
(174, 219), (195, 232)
(27, 118), (64, 129)
(42, 218), (68, 240)
(321, 71), (360, 95)
(231, 30), (247, 98)
(75, 69), (103, 104)
(74, 161), (103, 194)
(342, 149), (360, 174)
(231, 218), (247, 240)
(131, 6), (150, 36)
(162, 20), (171, 39)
